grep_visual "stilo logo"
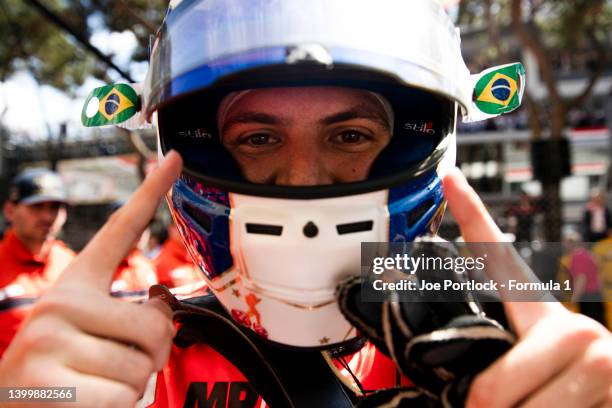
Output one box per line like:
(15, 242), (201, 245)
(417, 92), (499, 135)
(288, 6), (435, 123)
(178, 128), (213, 139)
(404, 121), (435, 135)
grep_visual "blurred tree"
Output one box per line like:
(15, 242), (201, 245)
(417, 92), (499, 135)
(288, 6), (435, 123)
(458, 0), (611, 241)
(0, 0), (166, 93)
(0, 0), (166, 181)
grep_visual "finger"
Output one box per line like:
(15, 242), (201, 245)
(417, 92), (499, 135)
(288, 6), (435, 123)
(58, 151), (182, 290)
(56, 330), (156, 394)
(146, 297), (174, 321)
(48, 365), (140, 408)
(466, 313), (606, 407)
(33, 289), (175, 370)
(442, 168), (566, 334)
(442, 167), (504, 242)
(518, 339), (612, 408)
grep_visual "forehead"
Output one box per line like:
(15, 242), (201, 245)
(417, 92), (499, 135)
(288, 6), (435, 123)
(220, 86), (385, 117)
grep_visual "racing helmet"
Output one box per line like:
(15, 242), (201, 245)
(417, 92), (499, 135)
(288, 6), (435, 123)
(144, 0), (472, 348)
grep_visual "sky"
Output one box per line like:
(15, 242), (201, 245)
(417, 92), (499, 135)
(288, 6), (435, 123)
(0, 28), (146, 141)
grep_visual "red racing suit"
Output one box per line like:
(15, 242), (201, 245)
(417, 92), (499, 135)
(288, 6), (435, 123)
(153, 239), (203, 289)
(0, 230), (75, 357)
(140, 285), (410, 407)
(143, 341), (407, 407)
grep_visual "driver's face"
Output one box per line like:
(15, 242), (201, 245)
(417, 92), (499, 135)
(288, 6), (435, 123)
(219, 87), (392, 186)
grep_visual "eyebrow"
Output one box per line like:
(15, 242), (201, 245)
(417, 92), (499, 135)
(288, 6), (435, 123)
(221, 104), (391, 135)
(221, 112), (290, 135)
(319, 105), (391, 130)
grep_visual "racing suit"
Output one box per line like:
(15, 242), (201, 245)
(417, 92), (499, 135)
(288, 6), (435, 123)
(0, 229), (75, 357)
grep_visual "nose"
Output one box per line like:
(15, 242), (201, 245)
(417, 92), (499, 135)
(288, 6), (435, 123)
(40, 203), (61, 222)
(275, 150), (334, 186)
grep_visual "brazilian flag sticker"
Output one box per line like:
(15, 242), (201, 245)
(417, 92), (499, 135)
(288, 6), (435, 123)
(473, 63), (525, 115)
(81, 84), (140, 127)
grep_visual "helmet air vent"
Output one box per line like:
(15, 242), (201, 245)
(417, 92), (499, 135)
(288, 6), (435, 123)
(285, 44), (333, 66)
(246, 223), (283, 236)
(336, 220), (374, 235)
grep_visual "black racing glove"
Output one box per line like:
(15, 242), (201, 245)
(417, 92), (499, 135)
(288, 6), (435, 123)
(336, 237), (515, 407)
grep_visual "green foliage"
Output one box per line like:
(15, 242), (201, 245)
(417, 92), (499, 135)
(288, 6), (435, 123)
(537, 0), (610, 49)
(458, 0), (611, 88)
(459, 0), (611, 57)
(89, 0), (168, 59)
(0, 0), (166, 93)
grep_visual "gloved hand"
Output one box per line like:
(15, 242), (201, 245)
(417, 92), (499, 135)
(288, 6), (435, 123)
(336, 236), (515, 407)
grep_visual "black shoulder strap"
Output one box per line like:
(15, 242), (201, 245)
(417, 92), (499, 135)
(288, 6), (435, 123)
(150, 285), (357, 408)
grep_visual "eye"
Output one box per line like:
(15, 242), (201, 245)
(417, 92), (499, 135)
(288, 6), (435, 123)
(329, 130), (375, 151)
(240, 133), (280, 146)
(230, 132), (282, 155)
(337, 131), (367, 144)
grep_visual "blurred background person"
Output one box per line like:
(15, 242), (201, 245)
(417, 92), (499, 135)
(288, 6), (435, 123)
(143, 219), (168, 260)
(591, 227), (612, 330)
(561, 230), (606, 325)
(583, 189), (611, 243)
(0, 169), (74, 356)
(505, 191), (539, 242)
(105, 201), (158, 294)
(153, 220), (202, 288)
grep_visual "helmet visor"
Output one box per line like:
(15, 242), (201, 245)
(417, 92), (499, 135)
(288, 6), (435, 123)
(145, 0), (470, 116)
(158, 82), (454, 198)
